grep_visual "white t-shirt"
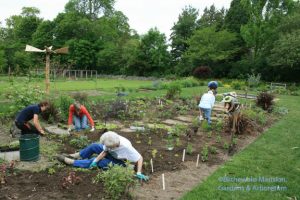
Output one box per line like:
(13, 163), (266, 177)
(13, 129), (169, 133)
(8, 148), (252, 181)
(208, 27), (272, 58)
(198, 91), (215, 109)
(103, 135), (141, 163)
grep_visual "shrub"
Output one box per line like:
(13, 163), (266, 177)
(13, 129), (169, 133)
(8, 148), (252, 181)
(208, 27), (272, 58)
(58, 95), (74, 121)
(247, 73), (261, 88)
(6, 85), (45, 116)
(256, 92), (274, 111)
(231, 80), (245, 90)
(193, 66), (212, 79)
(41, 101), (60, 123)
(93, 164), (136, 200)
(166, 83), (182, 99)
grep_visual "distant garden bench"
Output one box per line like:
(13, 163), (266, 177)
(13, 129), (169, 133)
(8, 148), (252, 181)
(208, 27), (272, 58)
(270, 82), (287, 91)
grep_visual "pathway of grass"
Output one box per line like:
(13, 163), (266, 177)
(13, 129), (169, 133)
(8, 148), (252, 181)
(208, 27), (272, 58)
(181, 95), (300, 200)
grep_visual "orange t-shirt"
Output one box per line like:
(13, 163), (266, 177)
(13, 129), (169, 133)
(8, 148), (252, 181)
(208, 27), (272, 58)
(68, 105), (94, 126)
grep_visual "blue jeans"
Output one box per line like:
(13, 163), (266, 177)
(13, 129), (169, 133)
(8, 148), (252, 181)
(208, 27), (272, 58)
(73, 143), (125, 169)
(200, 108), (212, 125)
(73, 115), (89, 131)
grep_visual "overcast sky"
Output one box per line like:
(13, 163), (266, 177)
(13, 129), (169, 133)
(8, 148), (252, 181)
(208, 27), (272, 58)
(0, 0), (232, 38)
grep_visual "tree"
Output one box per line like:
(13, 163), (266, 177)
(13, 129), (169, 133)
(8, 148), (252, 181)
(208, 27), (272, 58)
(135, 28), (171, 76)
(67, 39), (96, 70)
(240, 0), (294, 58)
(225, 0), (250, 33)
(32, 20), (55, 47)
(13, 7), (42, 44)
(65, 0), (115, 19)
(179, 26), (238, 75)
(0, 50), (7, 73)
(197, 5), (226, 30)
(170, 6), (199, 63)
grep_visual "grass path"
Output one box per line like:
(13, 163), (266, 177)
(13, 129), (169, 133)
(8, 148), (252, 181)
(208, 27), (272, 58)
(181, 95), (300, 200)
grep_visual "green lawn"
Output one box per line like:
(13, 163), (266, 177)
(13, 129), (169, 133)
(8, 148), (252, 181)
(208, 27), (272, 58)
(0, 77), (153, 93)
(182, 95), (300, 200)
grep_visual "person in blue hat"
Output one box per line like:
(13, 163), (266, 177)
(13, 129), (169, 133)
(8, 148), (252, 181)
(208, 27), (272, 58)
(198, 81), (218, 124)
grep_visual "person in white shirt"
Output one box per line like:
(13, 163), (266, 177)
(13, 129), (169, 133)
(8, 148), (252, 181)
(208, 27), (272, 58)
(57, 131), (149, 181)
(198, 89), (216, 125)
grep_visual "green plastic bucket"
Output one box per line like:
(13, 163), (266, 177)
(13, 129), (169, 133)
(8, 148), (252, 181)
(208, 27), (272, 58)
(19, 134), (40, 161)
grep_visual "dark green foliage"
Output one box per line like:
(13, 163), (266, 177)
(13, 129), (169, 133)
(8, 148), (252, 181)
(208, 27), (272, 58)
(0, 0), (299, 81)
(170, 6), (199, 64)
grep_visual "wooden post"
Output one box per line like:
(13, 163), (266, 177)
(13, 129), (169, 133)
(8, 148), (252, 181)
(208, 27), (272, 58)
(45, 53), (50, 94)
(150, 158), (154, 173)
(162, 174), (165, 190)
(196, 154), (200, 167)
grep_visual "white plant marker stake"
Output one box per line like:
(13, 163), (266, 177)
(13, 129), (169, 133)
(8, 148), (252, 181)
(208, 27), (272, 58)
(182, 149), (186, 162)
(150, 158), (154, 173)
(196, 154), (200, 167)
(162, 173), (165, 190)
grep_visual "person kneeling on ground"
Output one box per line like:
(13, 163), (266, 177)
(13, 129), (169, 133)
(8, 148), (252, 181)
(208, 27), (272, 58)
(68, 101), (95, 132)
(57, 131), (149, 181)
(198, 81), (217, 124)
(14, 101), (50, 136)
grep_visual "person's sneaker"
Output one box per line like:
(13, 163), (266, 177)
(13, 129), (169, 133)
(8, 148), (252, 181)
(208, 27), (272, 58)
(61, 153), (76, 159)
(56, 154), (66, 163)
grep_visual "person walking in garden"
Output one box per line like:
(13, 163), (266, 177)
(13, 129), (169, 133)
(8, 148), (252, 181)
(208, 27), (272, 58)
(68, 101), (95, 132)
(198, 81), (218, 124)
(14, 101), (50, 135)
(57, 131), (149, 181)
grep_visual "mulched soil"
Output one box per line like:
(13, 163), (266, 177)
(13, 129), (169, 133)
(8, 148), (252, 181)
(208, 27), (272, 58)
(0, 98), (275, 200)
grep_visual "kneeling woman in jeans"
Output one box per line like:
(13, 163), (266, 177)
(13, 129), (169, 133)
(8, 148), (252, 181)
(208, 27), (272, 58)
(57, 131), (149, 181)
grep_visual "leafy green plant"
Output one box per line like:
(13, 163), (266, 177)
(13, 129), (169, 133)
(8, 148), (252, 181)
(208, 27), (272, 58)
(186, 143), (193, 155)
(207, 131), (212, 138)
(58, 95), (74, 120)
(93, 164), (136, 200)
(171, 124), (187, 137)
(151, 149), (158, 158)
(69, 136), (90, 149)
(166, 135), (174, 150)
(201, 145), (209, 162)
(273, 106), (289, 115)
(48, 167), (56, 175)
(215, 119), (223, 132)
(6, 85), (45, 116)
(175, 138), (181, 146)
(147, 137), (152, 146)
(223, 142), (229, 150)
(232, 137), (238, 145)
(216, 135), (222, 143)
(166, 83), (182, 99)
(231, 80), (245, 90)
(209, 146), (217, 154)
(201, 121), (211, 132)
(247, 73), (261, 88)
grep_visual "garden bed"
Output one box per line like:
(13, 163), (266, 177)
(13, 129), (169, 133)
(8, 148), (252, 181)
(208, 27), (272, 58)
(0, 96), (276, 199)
